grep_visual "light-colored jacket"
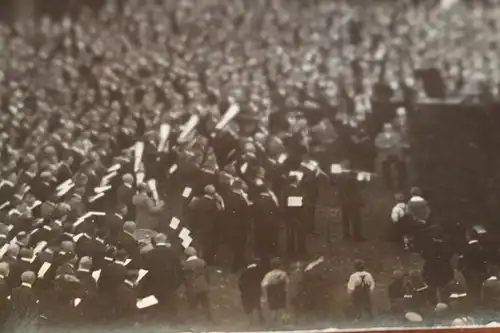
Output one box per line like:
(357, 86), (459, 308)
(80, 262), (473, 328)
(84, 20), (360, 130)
(347, 271), (375, 294)
(133, 193), (163, 230)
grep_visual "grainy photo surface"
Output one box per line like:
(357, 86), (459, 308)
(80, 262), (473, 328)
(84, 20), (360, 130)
(0, 0), (500, 332)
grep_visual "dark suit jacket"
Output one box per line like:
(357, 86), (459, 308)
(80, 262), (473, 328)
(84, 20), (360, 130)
(117, 231), (140, 260)
(11, 285), (38, 319)
(0, 277), (11, 323)
(113, 281), (138, 318)
(142, 245), (183, 296)
(98, 261), (127, 294)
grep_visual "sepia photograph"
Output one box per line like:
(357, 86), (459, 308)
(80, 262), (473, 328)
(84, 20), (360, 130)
(0, 0), (499, 332)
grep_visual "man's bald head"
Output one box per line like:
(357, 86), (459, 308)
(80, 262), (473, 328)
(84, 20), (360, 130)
(124, 221), (136, 234)
(7, 244), (20, 258)
(154, 233), (168, 245)
(21, 271), (36, 285)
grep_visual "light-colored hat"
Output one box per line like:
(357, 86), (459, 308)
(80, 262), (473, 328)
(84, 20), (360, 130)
(405, 312), (423, 323)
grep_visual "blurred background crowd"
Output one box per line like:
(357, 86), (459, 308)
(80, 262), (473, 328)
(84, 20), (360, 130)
(1, 0), (500, 331)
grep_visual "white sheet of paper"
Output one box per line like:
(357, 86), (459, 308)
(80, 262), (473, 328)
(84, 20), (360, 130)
(73, 233), (84, 242)
(169, 164), (178, 174)
(89, 211), (106, 216)
(57, 183), (75, 197)
(278, 154), (287, 164)
(137, 295), (159, 309)
(240, 162), (248, 174)
(0, 244), (8, 259)
(33, 241), (47, 255)
(107, 164), (122, 173)
(287, 196), (303, 207)
(95, 185), (112, 194)
(182, 187), (192, 198)
(74, 298), (82, 307)
(331, 164), (343, 174)
(56, 179), (73, 191)
(88, 192), (104, 203)
(38, 262), (51, 278)
(179, 227), (191, 240)
(169, 217), (180, 230)
(92, 269), (101, 282)
(136, 269), (148, 284)
(181, 236), (193, 249)
(0, 201), (10, 210)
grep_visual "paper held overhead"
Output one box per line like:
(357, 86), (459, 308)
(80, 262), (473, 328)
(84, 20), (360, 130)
(107, 163), (122, 173)
(178, 115), (200, 143)
(0, 244), (8, 259)
(215, 103), (240, 131)
(158, 123), (171, 152)
(134, 141), (145, 172)
(38, 262), (51, 278)
(331, 164), (343, 174)
(147, 179), (160, 204)
(287, 196), (303, 207)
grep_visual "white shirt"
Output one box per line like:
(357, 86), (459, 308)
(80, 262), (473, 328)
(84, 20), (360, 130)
(391, 202), (407, 223)
(347, 271), (375, 294)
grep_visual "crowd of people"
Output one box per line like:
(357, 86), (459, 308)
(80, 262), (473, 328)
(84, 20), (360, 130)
(0, 0), (500, 330)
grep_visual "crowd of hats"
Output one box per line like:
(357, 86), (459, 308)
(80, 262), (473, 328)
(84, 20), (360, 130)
(0, 0), (499, 328)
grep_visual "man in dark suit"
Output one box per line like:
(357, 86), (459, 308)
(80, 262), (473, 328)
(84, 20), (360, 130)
(141, 233), (183, 320)
(283, 174), (307, 260)
(238, 259), (266, 324)
(9, 271), (39, 329)
(4, 244), (22, 289)
(182, 247), (211, 321)
(188, 185), (223, 265)
(75, 257), (98, 321)
(116, 173), (136, 221)
(333, 163), (365, 241)
(117, 221), (140, 264)
(0, 263), (11, 329)
(224, 179), (252, 272)
(104, 204), (127, 244)
(113, 270), (139, 321)
(252, 182), (281, 267)
(98, 249), (128, 320)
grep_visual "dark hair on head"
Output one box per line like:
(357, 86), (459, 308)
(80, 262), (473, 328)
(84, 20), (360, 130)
(116, 249), (127, 261)
(270, 257), (282, 270)
(354, 259), (365, 272)
(410, 186), (422, 197)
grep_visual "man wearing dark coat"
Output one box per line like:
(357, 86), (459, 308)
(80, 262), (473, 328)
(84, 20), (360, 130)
(223, 179), (252, 272)
(252, 182), (281, 268)
(8, 271), (39, 330)
(141, 233), (183, 320)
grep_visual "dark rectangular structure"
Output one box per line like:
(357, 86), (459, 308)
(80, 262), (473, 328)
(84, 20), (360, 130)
(410, 100), (500, 229)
